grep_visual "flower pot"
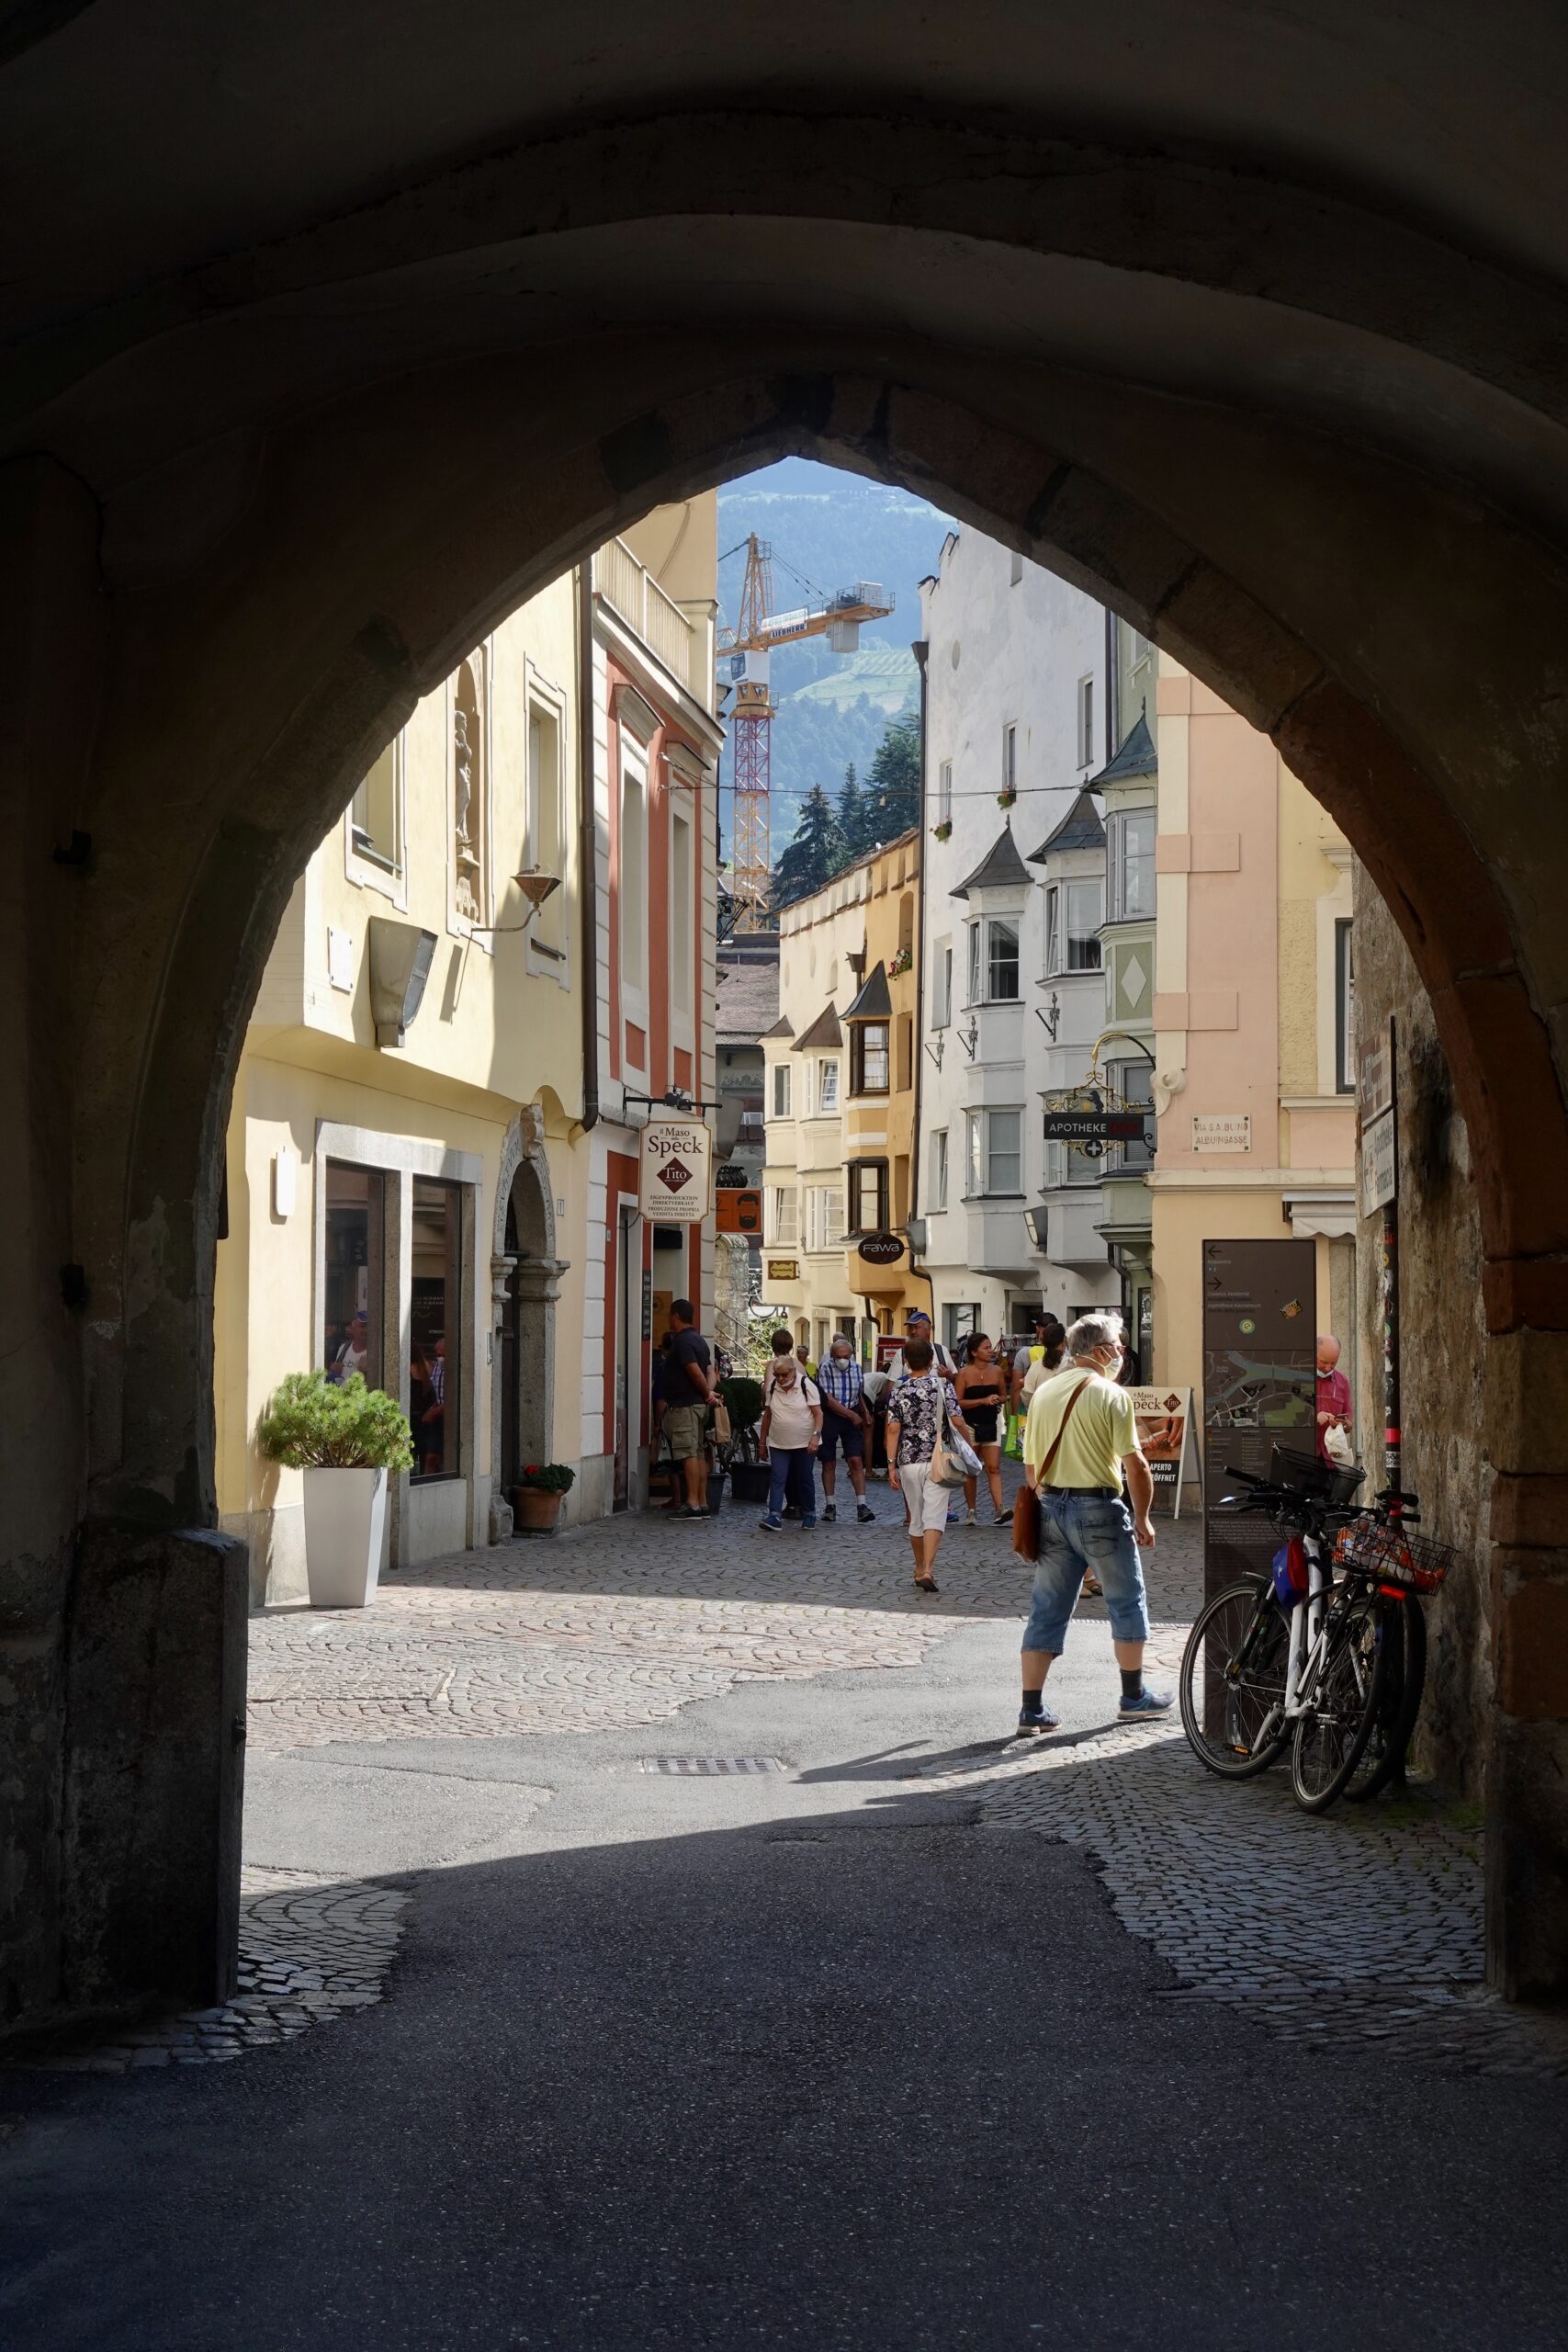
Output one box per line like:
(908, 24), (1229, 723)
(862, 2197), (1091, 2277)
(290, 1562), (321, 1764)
(513, 1486), (564, 1533)
(302, 1465), (389, 1608)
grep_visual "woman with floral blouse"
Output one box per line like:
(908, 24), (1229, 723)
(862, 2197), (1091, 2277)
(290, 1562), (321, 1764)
(885, 1338), (973, 1594)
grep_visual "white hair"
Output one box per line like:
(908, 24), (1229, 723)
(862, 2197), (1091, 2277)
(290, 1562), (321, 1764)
(1065, 1312), (1124, 1362)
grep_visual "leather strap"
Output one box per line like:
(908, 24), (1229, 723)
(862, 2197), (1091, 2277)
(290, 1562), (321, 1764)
(1034, 1373), (1092, 1487)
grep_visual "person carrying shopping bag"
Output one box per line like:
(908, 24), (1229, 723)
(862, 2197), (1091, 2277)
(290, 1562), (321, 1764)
(886, 1339), (975, 1594)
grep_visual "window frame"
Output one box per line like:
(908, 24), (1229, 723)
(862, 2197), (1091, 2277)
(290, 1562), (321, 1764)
(1107, 1058), (1155, 1172)
(1077, 673), (1096, 770)
(1108, 806), (1156, 920)
(816, 1057), (840, 1114)
(847, 1158), (890, 1236)
(1335, 918), (1355, 1094)
(617, 736), (649, 1028)
(966, 1106), (1024, 1199)
(525, 685), (570, 978)
(849, 1020), (891, 1098)
(348, 733), (405, 896)
(1002, 721), (1018, 794)
(976, 916), (1021, 1004)
(769, 1185), (799, 1248)
(938, 760), (953, 825)
(931, 1126), (949, 1211)
(772, 1060), (792, 1119)
(932, 940), (953, 1029)
(409, 1173), (465, 1486)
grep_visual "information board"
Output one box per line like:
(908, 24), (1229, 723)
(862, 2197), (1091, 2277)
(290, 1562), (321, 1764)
(1201, 1238), (1317, 1599)
(1126, 1386), (1197, 1516)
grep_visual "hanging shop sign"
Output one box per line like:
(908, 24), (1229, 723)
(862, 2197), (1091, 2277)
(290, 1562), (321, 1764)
(765, 1258), (799, 1283)
(1125, 1386), (1197, 1517)
(856, 1232), (906, 1267)
(1042, 1111), (1146, 1143)
(716, 1188), (763, 1237)
(714, 1162), (751, 1189)
(637, 1116), (712, 1224)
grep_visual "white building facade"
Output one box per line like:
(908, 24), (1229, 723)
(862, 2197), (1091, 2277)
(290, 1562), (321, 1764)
(915, 528), (1122, 1350)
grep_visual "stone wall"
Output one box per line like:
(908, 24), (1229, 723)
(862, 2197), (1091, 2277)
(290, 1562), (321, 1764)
(1353, 865), (1490, 1793)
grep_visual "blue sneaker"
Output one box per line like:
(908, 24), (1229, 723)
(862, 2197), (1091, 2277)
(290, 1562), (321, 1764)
(800, 1515), (818, 1530)
(1118, 1687), (1174, 1721)
(1015, 1704), (1060, 1736)
(758, 1515), (784, 1533)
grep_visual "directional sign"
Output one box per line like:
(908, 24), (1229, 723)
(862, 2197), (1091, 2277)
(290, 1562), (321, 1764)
(1042, 1111), (1146, 1143)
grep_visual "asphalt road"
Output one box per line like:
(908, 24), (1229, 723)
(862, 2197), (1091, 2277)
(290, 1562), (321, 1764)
(4, 1615), (1566, 2348)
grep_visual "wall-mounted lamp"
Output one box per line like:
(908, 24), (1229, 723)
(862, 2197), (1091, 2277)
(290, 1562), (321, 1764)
(960, 1018), (980, 1061)
(367, 916), (437, 1048)
(1036, 992), (1061, 1042)
(923, 1035), (945, 1073)
(466, 866), (563, 936)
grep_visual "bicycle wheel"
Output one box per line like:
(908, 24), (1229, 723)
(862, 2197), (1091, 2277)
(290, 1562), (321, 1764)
(1179, 1580), (1291, 1779)
(1344, 1593), (1427, 1803)
(1291, 1584), (1387, 1813)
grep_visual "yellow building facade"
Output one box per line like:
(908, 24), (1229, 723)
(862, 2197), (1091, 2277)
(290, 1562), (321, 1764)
(216, 502), (719, 1603)
(761, 831), (925, 1361)
(1149, 662), (1358, 1434)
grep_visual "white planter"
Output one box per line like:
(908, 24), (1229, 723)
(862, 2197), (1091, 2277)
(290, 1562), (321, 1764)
(301, 1466), (389, 1608)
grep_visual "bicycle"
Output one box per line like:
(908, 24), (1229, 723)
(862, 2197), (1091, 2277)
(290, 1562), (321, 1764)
(1179, 1447), (1453, 1814)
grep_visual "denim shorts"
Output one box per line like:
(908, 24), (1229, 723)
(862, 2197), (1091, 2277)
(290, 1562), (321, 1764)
(1021, 1488), (1150, 1655)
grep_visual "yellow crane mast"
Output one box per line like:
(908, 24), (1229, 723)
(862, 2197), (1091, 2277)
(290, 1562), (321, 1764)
(717, 535), (894, 932)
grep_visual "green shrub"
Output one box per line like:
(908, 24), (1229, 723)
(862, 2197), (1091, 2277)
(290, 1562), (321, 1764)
(718, 1375), (764, 1432)
(256, 1371), (413, 1471)
(517, 1463), (577, 1494)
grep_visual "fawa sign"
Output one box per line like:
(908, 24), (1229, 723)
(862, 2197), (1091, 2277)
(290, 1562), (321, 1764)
(638, 1116), (712, 1224)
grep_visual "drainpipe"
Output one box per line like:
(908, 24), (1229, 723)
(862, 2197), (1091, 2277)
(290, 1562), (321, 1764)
(578, 558), (600, 1132)
(906, 639), (936, 1322)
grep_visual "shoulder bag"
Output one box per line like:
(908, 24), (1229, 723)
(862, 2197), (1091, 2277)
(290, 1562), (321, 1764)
(1011, 1374), (1092, 1564)
(927, 1385), (968, 1488)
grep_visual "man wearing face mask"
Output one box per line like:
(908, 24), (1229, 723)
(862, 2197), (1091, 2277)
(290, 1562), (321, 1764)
(1017, 1310), (1169, 1736)
(756, 1351), (823, 1533)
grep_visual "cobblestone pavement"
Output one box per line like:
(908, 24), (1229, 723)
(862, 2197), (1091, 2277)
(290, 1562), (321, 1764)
(21, 1871), (406, 2075)
(244, 1476), (1201, 1749)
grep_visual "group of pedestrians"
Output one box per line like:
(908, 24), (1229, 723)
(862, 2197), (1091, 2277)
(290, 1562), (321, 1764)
(664, 1294), (1170, 1737)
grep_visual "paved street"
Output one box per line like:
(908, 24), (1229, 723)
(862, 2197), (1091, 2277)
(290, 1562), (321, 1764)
(4, 1476), (1567, 2347)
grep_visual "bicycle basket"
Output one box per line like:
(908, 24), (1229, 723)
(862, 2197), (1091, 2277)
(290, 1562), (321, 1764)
(1334, 1515), (1456, 1594)
(1269, 1442), (1363, 1507)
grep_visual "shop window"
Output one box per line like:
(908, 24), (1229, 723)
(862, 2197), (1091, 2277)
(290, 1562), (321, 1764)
(849, 1159), (889, 1234)
(850, 1021), (890, 1097)
(322, 1163), (387, 1391)
(411, 1176), (464, 1481)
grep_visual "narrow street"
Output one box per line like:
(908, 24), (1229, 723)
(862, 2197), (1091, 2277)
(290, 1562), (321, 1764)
(6, 1483), (1567, 2346)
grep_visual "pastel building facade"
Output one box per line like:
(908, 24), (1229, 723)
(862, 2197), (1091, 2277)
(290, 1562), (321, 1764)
(216, 500), (720, 1603)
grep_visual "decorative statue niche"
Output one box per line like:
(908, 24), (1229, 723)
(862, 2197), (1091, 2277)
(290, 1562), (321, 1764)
(453, 652), (487, 924)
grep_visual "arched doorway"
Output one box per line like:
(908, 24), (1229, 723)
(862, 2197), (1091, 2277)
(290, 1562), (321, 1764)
(491, 1117), (566, 1534)
(8, 22), (1568, 2023)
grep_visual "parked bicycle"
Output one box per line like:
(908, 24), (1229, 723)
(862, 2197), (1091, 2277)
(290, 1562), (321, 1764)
(1178, 1444), (1454, 1814)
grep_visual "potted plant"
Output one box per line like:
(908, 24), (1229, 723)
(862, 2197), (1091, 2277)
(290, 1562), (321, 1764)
(256, 1371), (412, 1608)
(998, 786), (1018, 809)
(716, 1375), (771, 1505)
(513, 1461), (576, 1532)
(932, 819), (953, 842)
(889, 944), (913, 978)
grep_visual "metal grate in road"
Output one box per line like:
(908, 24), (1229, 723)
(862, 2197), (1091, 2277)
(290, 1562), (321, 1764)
(637, 1756), (785, 1776)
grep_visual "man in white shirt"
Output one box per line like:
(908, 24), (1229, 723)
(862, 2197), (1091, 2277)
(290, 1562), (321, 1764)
(757, 1356), (823, 1532)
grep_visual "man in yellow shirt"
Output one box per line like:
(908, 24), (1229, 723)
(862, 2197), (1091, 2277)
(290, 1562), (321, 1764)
(1017, 1311), (1168, 1735)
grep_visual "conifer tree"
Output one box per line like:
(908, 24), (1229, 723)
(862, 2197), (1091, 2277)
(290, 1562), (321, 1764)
(865, 711), (921, 840)
(836, 762), (867, 863)
(773, 784), (846, 910)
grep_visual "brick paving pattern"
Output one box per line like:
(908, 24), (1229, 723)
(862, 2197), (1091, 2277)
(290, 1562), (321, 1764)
(22, 1870), (406, 2075)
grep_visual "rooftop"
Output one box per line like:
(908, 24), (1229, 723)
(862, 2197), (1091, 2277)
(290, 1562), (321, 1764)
(951, 822), (1032, 899)
(1028, 786), (1106, 862)
(715, 950), (781, 1044)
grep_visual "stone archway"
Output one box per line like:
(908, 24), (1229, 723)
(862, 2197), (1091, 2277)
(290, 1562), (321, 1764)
(489, 1110), (569, 1542)
(8, 18), (1568, 2023)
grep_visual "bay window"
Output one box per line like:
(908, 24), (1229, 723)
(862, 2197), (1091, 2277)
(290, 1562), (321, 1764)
(850, 1021), (890, 1096)
(1046, 880), (1103, 973)
(1109, 808), (1155, 919)
(967, 1107), (1023, 1197)
(969, 917), (1020, 1003)
(848, 1159), (889, 1234)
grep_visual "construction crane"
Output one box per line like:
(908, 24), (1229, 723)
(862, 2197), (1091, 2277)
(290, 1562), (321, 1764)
(716, 536), (894, 932)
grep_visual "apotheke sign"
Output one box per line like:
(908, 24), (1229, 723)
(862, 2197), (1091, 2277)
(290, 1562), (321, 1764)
(637, 1116), (711, 1224)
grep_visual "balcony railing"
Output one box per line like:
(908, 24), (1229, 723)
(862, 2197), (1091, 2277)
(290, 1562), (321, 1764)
(593, 537), (694, 694)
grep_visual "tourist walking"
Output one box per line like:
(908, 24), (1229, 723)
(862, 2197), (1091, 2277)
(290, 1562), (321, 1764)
(1017, 1311), (1170, 1732)
(757, 1353), (822, 1532)
(817, 1336), (875, 1522)
(888, 1308), (957, 1388)
(886, 1338), (972, 1594)
(954, 1334), (1009, 1526)
(664, 1298), (716, 1519)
